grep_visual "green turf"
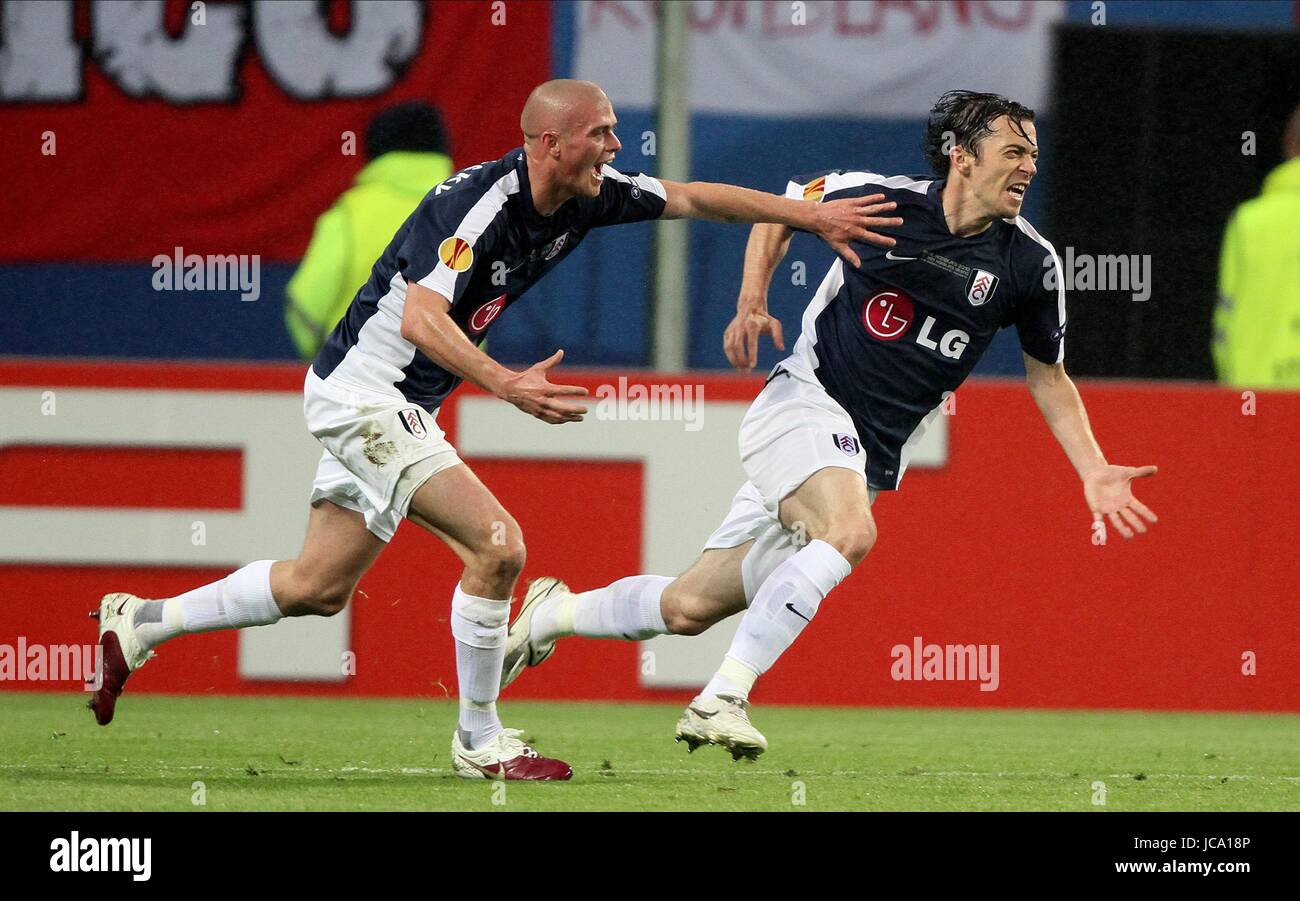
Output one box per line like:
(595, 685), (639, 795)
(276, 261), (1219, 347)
(1, 693), (1297, 811)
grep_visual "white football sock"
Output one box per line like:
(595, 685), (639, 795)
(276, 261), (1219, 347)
(701, 655), (760, 700)
(533, 575), (671, 644)
(457, 699), (500, 749)
(700, 540), (851, 700)
(450, 582), (510, 750)
(135, 560), (282, 650)
(528, 588), (577, 645)
(741, 527), (798, 606)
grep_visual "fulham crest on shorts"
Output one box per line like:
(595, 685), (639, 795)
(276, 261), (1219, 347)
(399, 408), (428, 440)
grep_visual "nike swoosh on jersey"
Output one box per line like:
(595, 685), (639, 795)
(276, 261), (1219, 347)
(884, 250), (919, 261)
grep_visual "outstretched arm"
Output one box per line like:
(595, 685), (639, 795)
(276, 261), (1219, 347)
(401, 282), (588, 425)
(659, 180), (899, 267)
(1024, 353), (1158, 539)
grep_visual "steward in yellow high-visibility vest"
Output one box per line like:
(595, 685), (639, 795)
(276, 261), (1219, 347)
(287, 102), (454, 359)
(1214, 107), (1300, 389)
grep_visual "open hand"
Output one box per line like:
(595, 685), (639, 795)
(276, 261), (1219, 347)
(496, 349), (589, 424)
(811, 193), (903, 266)
(1084, 464), (1159, 539)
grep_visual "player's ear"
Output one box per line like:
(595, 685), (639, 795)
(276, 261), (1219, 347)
(952, 144), (972, 177)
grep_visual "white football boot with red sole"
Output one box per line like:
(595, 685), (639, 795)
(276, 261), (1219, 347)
(87, 593), (155, 726)
(451, 728), (573, 781)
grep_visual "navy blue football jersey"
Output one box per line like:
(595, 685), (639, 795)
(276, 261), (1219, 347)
(781, 170), (1066, 490)
(313, 148), (667, 409)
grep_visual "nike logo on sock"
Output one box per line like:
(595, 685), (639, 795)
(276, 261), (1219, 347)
(784, 602), (812, 623)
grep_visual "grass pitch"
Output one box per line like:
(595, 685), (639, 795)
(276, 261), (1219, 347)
(1, 693), (1297, 811)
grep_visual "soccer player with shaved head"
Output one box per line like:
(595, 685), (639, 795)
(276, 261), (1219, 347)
(87, 79), (902, 781)
(505, 90), (1160, 761)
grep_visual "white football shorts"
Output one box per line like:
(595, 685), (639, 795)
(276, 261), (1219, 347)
(704, 361), (876, 599)
(303, 369), (462, 542)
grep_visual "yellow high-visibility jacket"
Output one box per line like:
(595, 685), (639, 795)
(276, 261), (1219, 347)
(1215, 156), (1300, 388)
(286, 150), (453, 359)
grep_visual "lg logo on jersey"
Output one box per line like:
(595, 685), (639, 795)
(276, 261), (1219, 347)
(863, 290), (912, 340)
(862, 289), (970, 360)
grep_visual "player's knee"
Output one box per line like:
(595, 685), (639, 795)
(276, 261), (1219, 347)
(274, 563), (352, 616)
(664, 606), (713, 636)
(821, 518), (877, 567)
(660, 584), (719, 636)
(665, 611), (712, 636)
(306, 579), (354, 616)
(314, 593), (350, 616)
(475, 534), (526, 584)
(281, 576), (352, 617)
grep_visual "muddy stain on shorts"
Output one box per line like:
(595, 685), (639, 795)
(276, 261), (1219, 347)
(362, 429), (399, 466)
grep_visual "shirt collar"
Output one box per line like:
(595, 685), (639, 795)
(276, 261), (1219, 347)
(514, 149), (552, 230)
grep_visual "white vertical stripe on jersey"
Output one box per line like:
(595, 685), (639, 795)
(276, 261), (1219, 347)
(791, 258), (846, 376)
(1008, 214), (1067, 363)
(330, 270), (419, 397)
(417, 169), (521, 299)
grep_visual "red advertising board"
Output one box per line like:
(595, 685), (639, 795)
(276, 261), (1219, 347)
(2, 361), (1297, 712)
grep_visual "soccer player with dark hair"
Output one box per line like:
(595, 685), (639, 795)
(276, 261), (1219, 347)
(89, 80), (902, 780)
(503, 90), (1160, 760)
